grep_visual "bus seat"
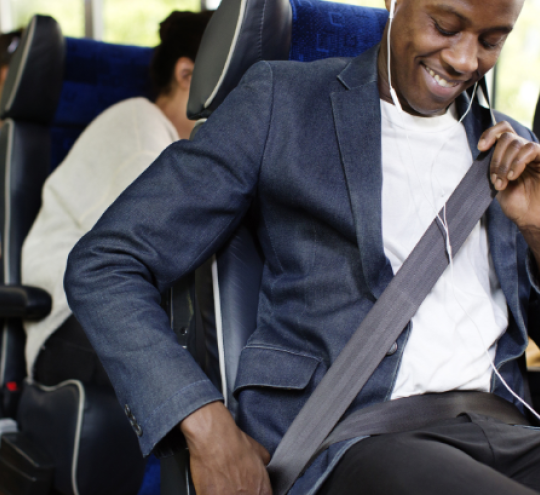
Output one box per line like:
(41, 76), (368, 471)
(192, 0), (387, 419)
(0, 14), (62, 419)
(190, 0), (387, 422)
(160, 1), (387, 494)
(0, 14), (155, 495)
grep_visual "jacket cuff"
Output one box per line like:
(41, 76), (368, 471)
(138, 378), (223, 457)
(526, 249), (540, 294)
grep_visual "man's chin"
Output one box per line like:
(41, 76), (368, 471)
(403, 96), (457, 117)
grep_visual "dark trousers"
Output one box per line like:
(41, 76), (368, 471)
(319, 413), (540, 495)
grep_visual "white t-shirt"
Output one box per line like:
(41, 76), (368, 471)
(379, 100), (508, 400)
(22, 97), (179, 376)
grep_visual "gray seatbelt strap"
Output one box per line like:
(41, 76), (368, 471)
(267, 149), (496, 495)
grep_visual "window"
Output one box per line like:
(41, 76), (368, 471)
(6, 0), (84, 37)
(496, 0), (540, 128)
(102, 0), (200, 46)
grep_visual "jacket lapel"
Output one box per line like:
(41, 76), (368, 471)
(331, 46), (393, 299)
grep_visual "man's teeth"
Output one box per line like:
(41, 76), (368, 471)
(426, 66), (456, 88)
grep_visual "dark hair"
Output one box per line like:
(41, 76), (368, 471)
(150, 11), (212, 96)
(0, 29), (22, 67)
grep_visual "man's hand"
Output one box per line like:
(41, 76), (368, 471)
(180, 401), (272, 495)
(478, 121), (540, 263)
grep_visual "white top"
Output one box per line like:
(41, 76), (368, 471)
(22, 97), (179, 376)
(379, 100), (508, 400)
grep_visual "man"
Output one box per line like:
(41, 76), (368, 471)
(64, 0), (540, 493)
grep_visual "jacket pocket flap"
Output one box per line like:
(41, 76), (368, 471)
(233, 346), (322, 397)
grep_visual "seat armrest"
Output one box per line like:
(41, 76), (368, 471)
(0, 285), (51, 319)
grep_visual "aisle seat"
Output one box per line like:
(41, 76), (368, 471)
(188, 0), (388, 422)
(0, 14), (157, 495)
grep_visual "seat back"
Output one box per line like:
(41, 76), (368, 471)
(185, 0), (387, 414)
(0, 15), (154, 418)
(0, 15), (64, 416)
(0, 14), (159, 495)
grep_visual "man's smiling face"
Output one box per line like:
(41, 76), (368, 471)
(379, 0), (525, 116)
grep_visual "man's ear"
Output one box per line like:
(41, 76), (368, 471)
(173, 57), (195, 92)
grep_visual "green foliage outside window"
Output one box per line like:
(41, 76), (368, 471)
(496, 0), (540, 128)
(8, 0), (84, 37)
(102, 0), (200, 46)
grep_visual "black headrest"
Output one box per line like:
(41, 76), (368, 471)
(188, 0), (292, 120)
(0, 15), (65, 124)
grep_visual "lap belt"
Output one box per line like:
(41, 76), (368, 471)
(312, 391), (530, 465)
(267, 150), (499, 495)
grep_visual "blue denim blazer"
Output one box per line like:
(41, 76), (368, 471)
(65, 45), (540, 492)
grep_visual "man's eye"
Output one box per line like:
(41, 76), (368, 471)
(435, 22), (457, 37)
(481, 37), (504, 50)
(481, 41), (497, 49)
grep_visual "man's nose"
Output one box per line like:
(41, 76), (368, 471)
(442, 34), (479, 77)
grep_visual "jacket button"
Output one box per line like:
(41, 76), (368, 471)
(133, 423), (143, 437)
(124, 404), (132, 416)
(386, 342), (398, 356)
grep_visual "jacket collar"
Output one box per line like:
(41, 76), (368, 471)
(337, 44), (379, 90)
(331, 46), (519, 317)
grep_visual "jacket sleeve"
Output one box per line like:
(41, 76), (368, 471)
(64, 61), (274, 456)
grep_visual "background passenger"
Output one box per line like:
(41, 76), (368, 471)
(22, 10), (212, 383)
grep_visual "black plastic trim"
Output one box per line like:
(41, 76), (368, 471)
(0, 285), (52, 319)
(188, 0), (292, 119)
(0, 15), (65, 124)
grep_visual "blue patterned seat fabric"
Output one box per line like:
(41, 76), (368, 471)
(289, 0), (387, 62)
(50, 37), (153, 171)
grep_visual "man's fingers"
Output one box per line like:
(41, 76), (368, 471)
(507, 142), (540, 181)
(478, 120), (515, 151)
(490, 136), (540, 191)
(490, 131), (523, 190)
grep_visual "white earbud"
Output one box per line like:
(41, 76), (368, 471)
(387, 0), (403, 112)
